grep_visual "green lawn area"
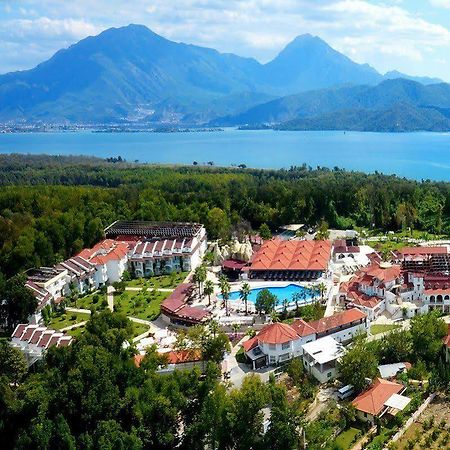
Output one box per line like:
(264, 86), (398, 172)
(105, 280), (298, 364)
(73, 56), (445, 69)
(371, 324), (401, 335)
(333, 427), (361, 449)
(48, 311), (91, 331)
(126, 272), (188, 289)
(131, 322), (151, 338)
(69, 291), (108, 312)
(114, 289), (169, 321)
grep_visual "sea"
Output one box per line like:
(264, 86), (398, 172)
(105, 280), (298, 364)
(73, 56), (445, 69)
(1, 129), (450, 181)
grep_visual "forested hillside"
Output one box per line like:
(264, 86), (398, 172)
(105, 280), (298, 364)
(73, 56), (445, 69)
(0, 154), (449, 278)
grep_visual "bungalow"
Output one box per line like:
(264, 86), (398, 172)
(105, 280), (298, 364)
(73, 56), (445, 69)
(11, 323), (72, 366)
(134, 349), (204, 373)
(352, 378), (410, 424)
(301, 336), (344, 383)
(55, 256), (96, 295)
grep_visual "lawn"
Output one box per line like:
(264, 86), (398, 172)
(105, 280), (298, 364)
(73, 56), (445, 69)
(370, 324), (401, 335)
(48, 311), (91, 330)
(114, 289), (169, 321)
(333, 427), (361, 449)
(126, 272), (188, 289)
(131, 322), (151, 338)
(69, 291), (108, 312)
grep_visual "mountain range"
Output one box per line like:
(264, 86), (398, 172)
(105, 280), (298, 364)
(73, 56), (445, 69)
(0, 24), (449, 131)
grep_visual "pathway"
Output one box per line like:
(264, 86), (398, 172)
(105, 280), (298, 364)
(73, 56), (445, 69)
(60, 321), (88, 331)
(125, 287), (174, 292)
(66, 307), (92, 314)
(107, 286), (114, 312)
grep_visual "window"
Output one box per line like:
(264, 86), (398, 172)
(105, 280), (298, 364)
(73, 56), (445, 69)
(269, 344), (276, 350)
(327, 372), (332, 378)
(364, 412), (367, 418)
(269, 356), (276, 364)
(281, 342), (290, 350)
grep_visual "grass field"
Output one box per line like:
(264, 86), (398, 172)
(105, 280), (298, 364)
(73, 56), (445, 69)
(126, 272), (188, 289)
(370, 324), (401, 335)
(333, 427), (361, 449)
(114, 289), (169, 321)
(48, 311), (91, 330)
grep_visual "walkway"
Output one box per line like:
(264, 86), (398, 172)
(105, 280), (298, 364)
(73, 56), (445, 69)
(60, 321), (88, 332)
(66, 307), (92, 314)
(125, 287), (174, 292)
(107, 286), (114, 311)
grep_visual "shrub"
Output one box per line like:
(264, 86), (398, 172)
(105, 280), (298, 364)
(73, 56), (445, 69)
(92, 294), (99, 304)
(71, 314), (77, 321)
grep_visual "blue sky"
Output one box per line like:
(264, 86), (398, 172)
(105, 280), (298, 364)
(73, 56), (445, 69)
(1, 0), (450, 80)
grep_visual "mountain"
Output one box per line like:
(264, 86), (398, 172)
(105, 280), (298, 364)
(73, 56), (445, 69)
(384, 70), (442, 86)
(213, 79), (450, 131)
(261, 34), (382, 93)
(0, 25), (446, 125)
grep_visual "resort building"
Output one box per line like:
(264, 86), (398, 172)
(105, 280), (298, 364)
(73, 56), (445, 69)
(78, 239), (129, 285)
(105, 221), (207, 277)
(301, 336), (344, 383)
(352, 378), (410, 424)
(26, 267), (68, 302)
(11, 323), (73, 366)
(378, 362), (411, 380)
(248, 239), (332, 281)
(160, 283), (211, 327)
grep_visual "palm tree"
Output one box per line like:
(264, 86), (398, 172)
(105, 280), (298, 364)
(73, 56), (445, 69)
(231, 322), (241, 339)
(317, 282), (327, 304)
(204, 279), (214, 306)
(239, 282), (251, 315)
(219, 275), (231, 316)
(292, 292), (301, 313)
(193, 265), (207, 297)
(209, 319), (220, 338)
(270, 311), (280, 323)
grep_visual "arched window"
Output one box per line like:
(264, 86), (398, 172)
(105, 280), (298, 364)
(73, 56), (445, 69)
(430, 295), (435, 303)
(437, 295), (443, 303)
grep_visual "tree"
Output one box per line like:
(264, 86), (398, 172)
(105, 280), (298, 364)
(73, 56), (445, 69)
(317, 282), (327, 303)
(219, 275), (231, 316)
(258, 223), (272, 240)
(112, 280), (126, 294)
(378, 329), (413, 364)
(203, 279), (214, 306)
(206, 207), (230, 240)
(410, 311), (447, 364)
(1, 274), (38, 331)
(0, 340), (27, 385)
(239, 282), (251, 315)
(339, 339), (378, 392)
(255, 289), (278, 314)
(314, 220), (330, 240)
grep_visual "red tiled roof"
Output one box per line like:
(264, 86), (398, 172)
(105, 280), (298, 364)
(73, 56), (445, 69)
(243, 336), (259, 352)
(250, 239), (331, 272)
(222, 259), (248, 270)
(78, 239), (128, 265)
(347, 291), (383, 309)
(352, 378), (404, 416)
(254, 322), (300, 345)
(291, 319), (316, 337)
(308, 309), (366, 334)
(364, 263), (401, 283)
(12, 324), (26, 339)
(397, 246), (448, 256)
(424, 289), (450, 296)
(165, 349), (202, 364)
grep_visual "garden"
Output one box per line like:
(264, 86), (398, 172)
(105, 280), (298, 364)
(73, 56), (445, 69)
(113, 289), (169, 321)
(125, 271), (188, 289)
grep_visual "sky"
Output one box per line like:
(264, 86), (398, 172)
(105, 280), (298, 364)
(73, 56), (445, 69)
(1, 0), (450, 80)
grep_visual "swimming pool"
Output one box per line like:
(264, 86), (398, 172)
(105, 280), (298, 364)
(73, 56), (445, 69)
(222, 284), (314, 304)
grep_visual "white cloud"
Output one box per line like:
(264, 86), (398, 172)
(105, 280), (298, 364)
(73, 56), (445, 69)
(430, 0), (450, 8)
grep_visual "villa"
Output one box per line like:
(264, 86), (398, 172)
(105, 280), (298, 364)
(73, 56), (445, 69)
(55, 255), (96, 295)
(302, 336), (344, 382)
(248, 239), (332, 281)
(242, 309), (368, 370)
(352, 378), (410, 424)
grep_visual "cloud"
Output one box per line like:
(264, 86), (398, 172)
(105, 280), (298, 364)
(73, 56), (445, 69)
(430, 0), (450, 8)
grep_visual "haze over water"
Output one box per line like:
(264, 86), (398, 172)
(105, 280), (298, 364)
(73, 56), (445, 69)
(1, 129), (450, 181)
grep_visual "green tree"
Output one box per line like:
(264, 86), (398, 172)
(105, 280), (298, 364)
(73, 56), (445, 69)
(193, 265), (207, 297)
(255, 289), (278, 314)
(410, 311), (447, 364)
(258, 223), (272, 240)
(339, 339), (378, 392)
(0, 340), (27, 385)
(207, 207), (230, 240)
(219, 275), (231, 316)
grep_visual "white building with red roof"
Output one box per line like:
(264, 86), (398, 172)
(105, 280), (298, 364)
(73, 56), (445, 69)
(249, 239), (332, 281)
(352, 378), (409, 424)
(78, 239), (129, 286)
(242, 309), (368, 371)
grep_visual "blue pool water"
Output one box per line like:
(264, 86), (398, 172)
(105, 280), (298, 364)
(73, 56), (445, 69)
(223, 284), (313, 304)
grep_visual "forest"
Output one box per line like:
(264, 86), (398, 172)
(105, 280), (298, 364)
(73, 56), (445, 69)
(0, 154), (449, 278)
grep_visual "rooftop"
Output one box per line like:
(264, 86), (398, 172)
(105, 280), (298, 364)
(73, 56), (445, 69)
(254, 322), (300, 345)
(105, 220), (203, 239)
(302, 336), (344, 364)
(308, 308), (367, 334)
(78, 239), (128, 265)
(352, 378), (404, 416)
(250, 239), (332, 272)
